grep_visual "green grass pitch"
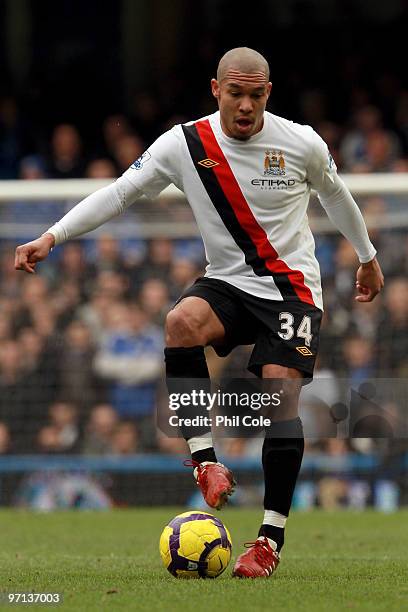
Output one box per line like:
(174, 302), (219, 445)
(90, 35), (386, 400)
(0, 509), (407, 611)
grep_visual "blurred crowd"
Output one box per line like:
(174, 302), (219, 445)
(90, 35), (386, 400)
(0, 225), (406, 461)
(0, 235), (202, 455)
(1, 97), (408, 182)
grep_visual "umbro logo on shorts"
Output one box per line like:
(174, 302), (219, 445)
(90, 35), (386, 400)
(296, 346), (313, 356)
(198, 158), (219, 168)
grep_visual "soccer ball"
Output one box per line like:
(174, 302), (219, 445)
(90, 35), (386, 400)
(159, 510), (232, 578)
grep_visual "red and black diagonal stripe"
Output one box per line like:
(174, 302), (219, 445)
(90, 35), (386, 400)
(182, 119), (315, 305)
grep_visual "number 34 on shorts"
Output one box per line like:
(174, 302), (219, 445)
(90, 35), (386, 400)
(276, 309), (321, 356)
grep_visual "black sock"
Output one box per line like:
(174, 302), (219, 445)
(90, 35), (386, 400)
(261, 417), (304, 548)
(191, 447), (217, 464)
(258, 524), (285, 552)
(164, 345), (212, 442)
(164, 346), (210, 378)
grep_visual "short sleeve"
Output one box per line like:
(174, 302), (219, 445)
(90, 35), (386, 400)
(122, 126), (182, 198)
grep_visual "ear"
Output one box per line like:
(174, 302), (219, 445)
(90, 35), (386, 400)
(266, 82), (272, 99)
(211, 78), (220, 99)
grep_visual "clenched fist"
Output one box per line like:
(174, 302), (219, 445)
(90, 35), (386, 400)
(14, 233), (55, 274)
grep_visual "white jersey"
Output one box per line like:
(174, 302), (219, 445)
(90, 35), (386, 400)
(48, 110), (376, 311)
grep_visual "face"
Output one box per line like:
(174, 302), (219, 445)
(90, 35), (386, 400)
(211, 70), (272, 140)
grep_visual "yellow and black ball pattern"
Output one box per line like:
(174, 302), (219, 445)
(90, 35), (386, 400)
(159, 511), (232, 578)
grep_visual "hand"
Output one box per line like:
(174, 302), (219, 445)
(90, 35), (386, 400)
(355, 257), (384, 302)
(14, 233), (55, 274)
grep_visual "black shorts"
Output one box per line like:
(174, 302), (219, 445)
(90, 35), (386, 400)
(178, 277), (322, 380)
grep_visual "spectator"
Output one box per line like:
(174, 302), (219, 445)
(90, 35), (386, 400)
(0, 339), (46, 451)
(19, 155), (47, 180)
(51, 280), (82, 329)
(349, 299), (381, 343)
(48, 124), (85, 179)
(340, 105), (401, 172)
(343, 336), (375, 386)
(20, 324), (57, 379)
(90, 270), (129, 302)
(130, 91), (162, 142)
(111, 421), (139, 455)
(58, 320), (99, 410)
(102, 114), (133, 157)
(112, 134), (144, 174)
(14, 275), (51, 332)
(93, 302), (162, 447)
(340, 105), (381, 169)
(56, 242), (92, 292)
(37, 401), (80, 453)
(138, 278), (171, 325)
(91, 234), (127, 276)
(82, 404), (119, 455)
(131, 238), (174, 291)
(30, 304), (58, 341)
(85, 158), (117, 179)
(361, 130), (401, 173)
(169, 258), (200, 300)
(77, 286), (119, 343)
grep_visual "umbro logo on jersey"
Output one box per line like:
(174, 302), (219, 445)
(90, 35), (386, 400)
(198, 158), (219, 168)
(296, 346), (313, 356)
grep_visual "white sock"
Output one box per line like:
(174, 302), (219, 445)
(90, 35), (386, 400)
(263, 510), (287, 529)
(187, 434), (214, 454)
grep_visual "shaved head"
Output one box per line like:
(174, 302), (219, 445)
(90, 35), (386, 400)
(212, 47), (271, 140)
(217, 47), (270, 82)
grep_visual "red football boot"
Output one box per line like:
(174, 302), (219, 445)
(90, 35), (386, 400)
(185, 460), (235, 510)
(232, 537), (280, 578)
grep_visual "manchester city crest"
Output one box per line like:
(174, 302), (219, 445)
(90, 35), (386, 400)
(264, 150), (285, 176)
